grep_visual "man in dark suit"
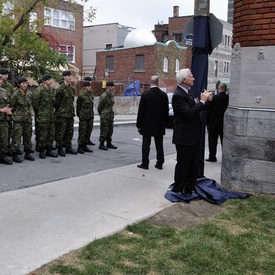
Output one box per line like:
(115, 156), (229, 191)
(171, 68), (213, 195)
(136, 75), (169, 170)
(205, 83), (229, 162)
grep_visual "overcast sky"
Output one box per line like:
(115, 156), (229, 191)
(81, 0), (228, 30)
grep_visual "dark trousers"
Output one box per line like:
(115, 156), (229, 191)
(172, 144), (200, 194)
(141, 135), (164, 166)
(208, 127), (223, 159)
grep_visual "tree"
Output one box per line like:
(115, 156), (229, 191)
(0, 0), (96, 80)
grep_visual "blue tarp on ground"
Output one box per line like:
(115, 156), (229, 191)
(124, 80), (140, 96)
(165, 178), (251, 205)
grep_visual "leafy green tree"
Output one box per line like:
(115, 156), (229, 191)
(0, 0), (96, 80)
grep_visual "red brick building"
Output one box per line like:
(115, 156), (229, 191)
(35, 1), (83, 73)
(153, 6), (193, 69)
(96, 31), (186, 93)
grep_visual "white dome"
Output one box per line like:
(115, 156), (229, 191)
(124, 29), (157, 48)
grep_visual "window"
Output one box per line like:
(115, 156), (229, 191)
(214, 61), (218, 77)
(29, 12), (37, 31)
(173, 33), (182, 43)
(224, 35), (230, 47)
(44, 7), (75, 30)
(175, 58), (180, 73)
(106, 56), (114, 71)
(52, 44), (75, 63)
(2, 1), (13, 17)
(135, 55), (145, 71)
(163, 56), (168, 72)
(162, 34), (168, 43)
(223, 62), (229, 74)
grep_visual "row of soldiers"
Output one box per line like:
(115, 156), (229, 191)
(0, 68), (117, 165)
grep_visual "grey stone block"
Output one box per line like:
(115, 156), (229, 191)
(244, 159), (275, 184)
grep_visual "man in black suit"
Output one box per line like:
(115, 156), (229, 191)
(205, 83), (229, 162)
(171, 68), (213, 195)
(136, 75), (169, 170)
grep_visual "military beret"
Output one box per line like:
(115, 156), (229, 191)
(83, 81), (91, 87)
(37, 79), (43, 84)
(84, 76), (92, 81)
(42, 74), (51, 81)
(58, 78), (64, 85)
(62, 70), (71, 76)
(106, 81), (114, 87)
(0, 68), (9, 74)
(17, 76), (28, 84)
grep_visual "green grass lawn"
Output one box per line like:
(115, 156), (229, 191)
(37, 195), (275, 275)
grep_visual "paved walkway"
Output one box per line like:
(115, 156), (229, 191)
(0, 118), (222, 275)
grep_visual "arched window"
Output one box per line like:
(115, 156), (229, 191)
(163, 56), (168, 72)
(175, 58), (180, 72)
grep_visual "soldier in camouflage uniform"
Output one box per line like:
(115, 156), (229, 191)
(10, 76), (35, 163)
(76, 81), (94, 154)
(83, 76), (95, 145)
(55, 70), (77, 156)
(0, 76), (13, 165)
(0, 68), (14, 154)
(32, 74), (58, 159)
(97, 81), (117, 150)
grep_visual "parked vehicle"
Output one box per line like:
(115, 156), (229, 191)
(167, 93), (174, 128)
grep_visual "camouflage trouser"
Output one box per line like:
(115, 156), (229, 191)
(99, 117), (113, 143)
(78, 117), (94, 145)
(36, 121), (55, 149)
(11, 121), (33, 152)
(0, 120), (9, 153)
(7, 119), (12, 149)
(55, 117), (74, 148)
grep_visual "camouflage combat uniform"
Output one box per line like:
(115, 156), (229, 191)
(2, 80), (14, 149)
(0, 87), (10, 154)
(55, 83), (75, 148)
(76, 89), (94, 145)
(32, 85), (56, 151)
(10, 88), (33, 152)
(98, 91), (115, 143)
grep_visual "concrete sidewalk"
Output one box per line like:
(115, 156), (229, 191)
(0, 148), (222, 275)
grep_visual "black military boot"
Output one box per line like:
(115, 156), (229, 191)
(0, 153), (12, 165)
(77, 145), (85, 154)
(24, 150), (35, 161)
(87, 140), (95, 146)
(12, 152), (22, 163)
(57, 146), (66, 157)
(46, 148), (58, 158)
(65, 147), (77, 155)
(107, 142), (117, 149)
(17, 148), (23, 155)
(99, 141), (108, 150)
(83, 144), (93, 153)
(39, 148), (46, 159)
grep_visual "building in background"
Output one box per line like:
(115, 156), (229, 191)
(83, 23), (135, 78)
(35, 0), (84, 74)
(95, 29), (186, 93)
(227, 0), (234, 24)
(153, 6), (232, 91)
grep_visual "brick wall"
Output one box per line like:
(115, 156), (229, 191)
(96, 42), (186, 92)
(233, 0), (275, 46)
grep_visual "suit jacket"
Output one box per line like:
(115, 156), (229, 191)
(136, 87), (169, 136)
(172, 86), (206, 146)
(206, 92), (229, 130)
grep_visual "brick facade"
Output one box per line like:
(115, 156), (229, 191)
(35, 1), (83, 72)
(96, 41), (186, 93)
(233, 0), (275, 46)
